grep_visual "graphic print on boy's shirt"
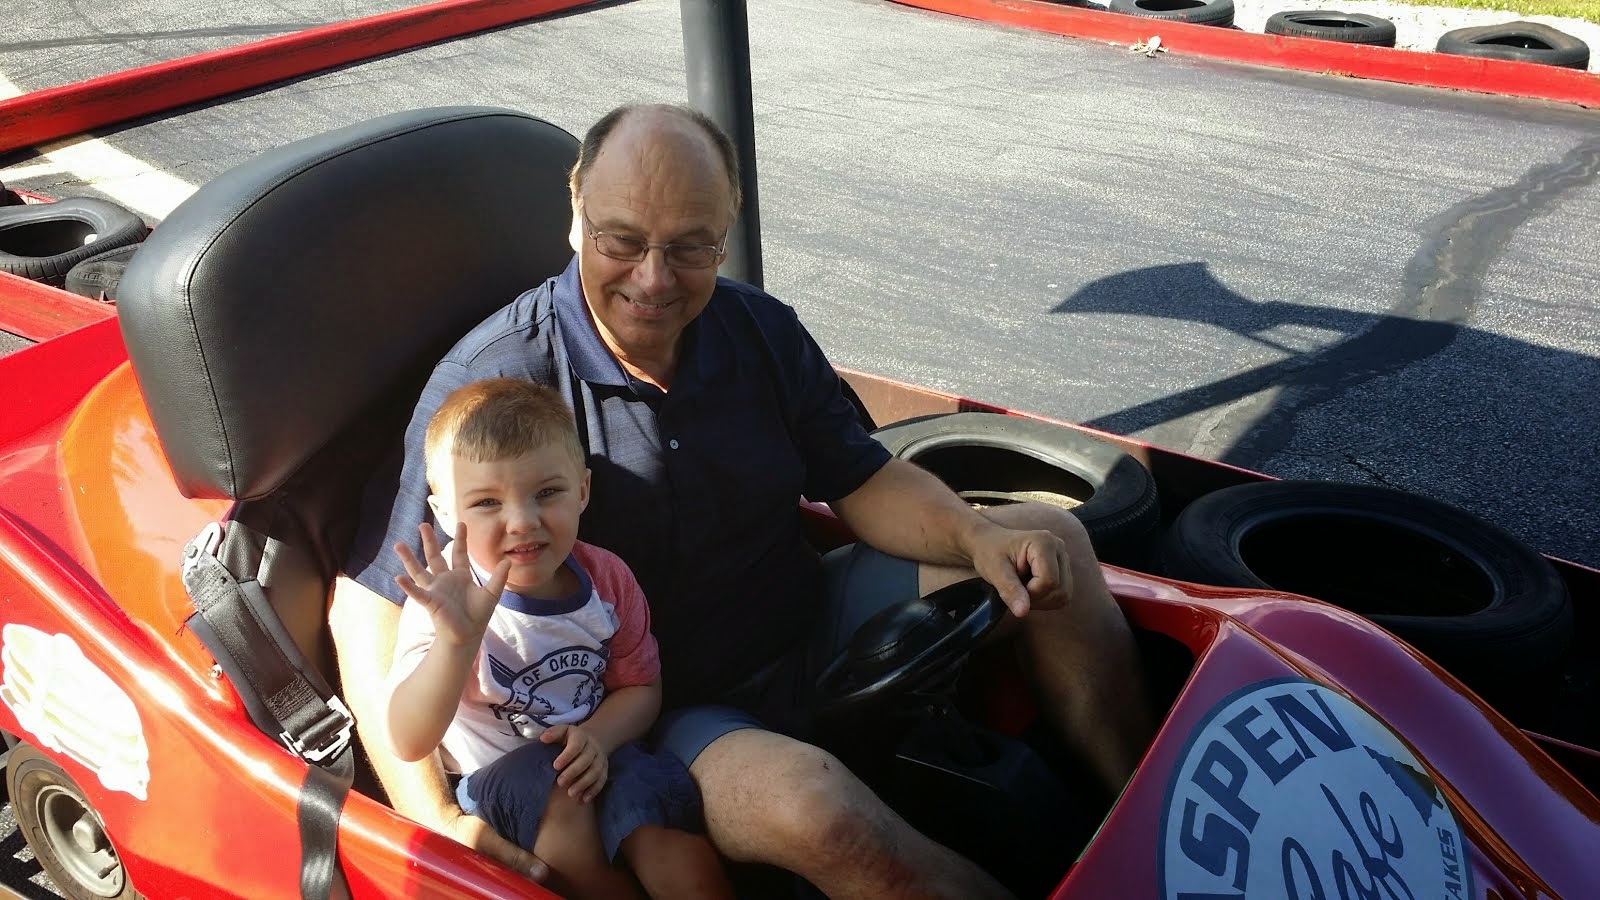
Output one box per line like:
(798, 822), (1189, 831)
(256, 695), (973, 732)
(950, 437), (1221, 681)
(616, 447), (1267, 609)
(487, 640), (611, 736)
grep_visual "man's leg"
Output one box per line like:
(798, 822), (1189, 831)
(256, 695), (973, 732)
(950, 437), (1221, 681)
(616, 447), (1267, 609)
(689, 728), (1013, 900)
(920, 502), (1154, 791)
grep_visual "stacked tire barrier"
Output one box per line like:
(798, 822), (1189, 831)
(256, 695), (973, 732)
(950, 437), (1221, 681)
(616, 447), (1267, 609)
(1437, 21), (1591, 69)
(1107, 0), (1592, 70)
(0, 196), (148, 299)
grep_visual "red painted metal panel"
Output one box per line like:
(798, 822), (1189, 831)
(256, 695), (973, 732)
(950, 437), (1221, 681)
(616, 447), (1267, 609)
(0, 0), (595, 155)
(0, 271), (116, 342)
(0, 317), (125, 447)
(892, 0), (1600, 109)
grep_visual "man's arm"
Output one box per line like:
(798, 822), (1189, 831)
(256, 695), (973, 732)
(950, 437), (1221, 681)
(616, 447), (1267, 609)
(827, 457), (1074, 618)
(328, 576), (547, 881)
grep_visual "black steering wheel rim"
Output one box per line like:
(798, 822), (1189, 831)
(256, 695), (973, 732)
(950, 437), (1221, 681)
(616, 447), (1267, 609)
(814, 577), (1005, 719)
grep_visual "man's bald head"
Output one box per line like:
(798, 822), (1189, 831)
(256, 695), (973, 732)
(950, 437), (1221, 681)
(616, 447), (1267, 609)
(568, 104), (742, 216)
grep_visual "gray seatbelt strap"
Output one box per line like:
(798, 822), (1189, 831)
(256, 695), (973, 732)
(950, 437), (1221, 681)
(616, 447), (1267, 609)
(181, 522), (353, 900)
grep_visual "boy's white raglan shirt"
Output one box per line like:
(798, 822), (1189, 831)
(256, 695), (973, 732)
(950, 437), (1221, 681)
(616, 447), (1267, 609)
(389, 540), (660, 774)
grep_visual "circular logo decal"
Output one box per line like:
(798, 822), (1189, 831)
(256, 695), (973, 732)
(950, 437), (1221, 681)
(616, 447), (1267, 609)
(1158, 677), (1471, 900)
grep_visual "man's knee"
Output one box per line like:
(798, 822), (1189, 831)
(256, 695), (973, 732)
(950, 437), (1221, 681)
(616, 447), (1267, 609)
(764, 747), (908, 874)
(983, 501), (1092, 555)
(696, 735), (896, 868)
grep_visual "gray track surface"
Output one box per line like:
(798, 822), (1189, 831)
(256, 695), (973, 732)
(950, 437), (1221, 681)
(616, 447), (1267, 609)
(2, 1), (1599, 889)
(4, 0), (1598, 562)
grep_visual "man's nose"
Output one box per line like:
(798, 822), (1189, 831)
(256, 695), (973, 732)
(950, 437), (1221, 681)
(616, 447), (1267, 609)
(632, 246), (676, 292)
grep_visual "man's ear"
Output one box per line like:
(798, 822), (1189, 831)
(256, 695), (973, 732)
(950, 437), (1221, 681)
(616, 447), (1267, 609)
(427, 494), (456, 535)
(569, 198), (583, 254)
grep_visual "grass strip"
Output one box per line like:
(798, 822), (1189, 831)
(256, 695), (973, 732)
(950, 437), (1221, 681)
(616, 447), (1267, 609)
(1397, 0), (1599, 23)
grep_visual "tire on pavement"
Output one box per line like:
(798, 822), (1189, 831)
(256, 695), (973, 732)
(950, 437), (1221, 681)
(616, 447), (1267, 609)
(1265, 10), (1397, 46)
(1109, 0), (1235, 27)
(1157, 480), (1573, 696)
(1436, 21), (1590, 69)
(64, 242), (144, 302)
(871, 412), (1161, 565)
(0, 197), (148, 286)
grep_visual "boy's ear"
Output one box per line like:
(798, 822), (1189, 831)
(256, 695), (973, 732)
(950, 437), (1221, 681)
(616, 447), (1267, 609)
(578, 469), (592, 514)
(427, 494), (456, 534)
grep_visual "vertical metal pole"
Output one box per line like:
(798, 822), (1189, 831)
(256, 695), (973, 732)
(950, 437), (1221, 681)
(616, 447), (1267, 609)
(680, 0), (762, 288)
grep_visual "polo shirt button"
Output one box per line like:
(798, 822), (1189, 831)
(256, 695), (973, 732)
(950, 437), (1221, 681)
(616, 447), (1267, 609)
(669, 439), (680, 450)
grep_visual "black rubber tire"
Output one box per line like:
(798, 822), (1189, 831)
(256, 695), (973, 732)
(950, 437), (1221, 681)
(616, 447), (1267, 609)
(1265, 10), (1397, 46)
(871, 412), (1160, 564)
(0, 197), (148, 286)
(64, 242), (143, 302)
(1436, 21), (1590, 69)
(7, 743), (145, 899)
(1157, 480), (1573, 689)
(1109, 0), (1235, 27)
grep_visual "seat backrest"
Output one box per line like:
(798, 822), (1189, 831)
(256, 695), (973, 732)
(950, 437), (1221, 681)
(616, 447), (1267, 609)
(116, 107), (580, 668)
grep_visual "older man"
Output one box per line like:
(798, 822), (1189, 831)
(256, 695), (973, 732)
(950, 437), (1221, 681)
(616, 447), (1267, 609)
(333, 103), (1151, 898)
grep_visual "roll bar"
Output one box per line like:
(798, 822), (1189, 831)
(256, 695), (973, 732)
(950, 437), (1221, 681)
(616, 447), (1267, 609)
(681, 0), (764, 287)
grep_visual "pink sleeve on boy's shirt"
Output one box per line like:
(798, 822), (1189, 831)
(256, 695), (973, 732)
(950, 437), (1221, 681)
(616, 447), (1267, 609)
(573, 542), (660, 690)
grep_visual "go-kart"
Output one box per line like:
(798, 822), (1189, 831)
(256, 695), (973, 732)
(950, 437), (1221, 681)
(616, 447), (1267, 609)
(2, 103), (1598, 900)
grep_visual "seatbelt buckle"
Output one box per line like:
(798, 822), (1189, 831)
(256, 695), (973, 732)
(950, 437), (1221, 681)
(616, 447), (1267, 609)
(281, 696), (354, 765)
(181, 522), (225, 578)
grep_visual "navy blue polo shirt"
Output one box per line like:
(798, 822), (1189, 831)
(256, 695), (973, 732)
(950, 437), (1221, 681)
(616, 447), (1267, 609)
(346, 257), (890, 708)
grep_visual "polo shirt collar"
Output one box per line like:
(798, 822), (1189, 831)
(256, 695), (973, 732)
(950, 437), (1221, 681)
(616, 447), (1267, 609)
(554, 257), (629, 387)
(553, 255), (710, 395)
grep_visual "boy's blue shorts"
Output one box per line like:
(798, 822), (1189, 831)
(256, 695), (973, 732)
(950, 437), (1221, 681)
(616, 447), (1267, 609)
(653, 543), (920, 769)
(456, 739), (702, 860)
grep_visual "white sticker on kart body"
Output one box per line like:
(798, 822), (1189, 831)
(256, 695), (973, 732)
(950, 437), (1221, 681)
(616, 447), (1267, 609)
(1159, 677), (1471, 900)
(1, 623), (150, 800)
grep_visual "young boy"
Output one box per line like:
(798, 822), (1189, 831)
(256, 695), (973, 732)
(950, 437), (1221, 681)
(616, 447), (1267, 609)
(385, 377), (732, 900)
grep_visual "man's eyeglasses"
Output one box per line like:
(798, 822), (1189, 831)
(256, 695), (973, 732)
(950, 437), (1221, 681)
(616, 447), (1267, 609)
(582, 213), (727, 270)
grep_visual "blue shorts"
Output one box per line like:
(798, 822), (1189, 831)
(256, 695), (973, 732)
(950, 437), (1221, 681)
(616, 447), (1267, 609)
(457, 739), (702, 861)
(654, 543), (919, 768)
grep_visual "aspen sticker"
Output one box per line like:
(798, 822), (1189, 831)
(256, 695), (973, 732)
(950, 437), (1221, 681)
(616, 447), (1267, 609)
(1, 624), (150, 800)
(1159, 677), (1470, 900)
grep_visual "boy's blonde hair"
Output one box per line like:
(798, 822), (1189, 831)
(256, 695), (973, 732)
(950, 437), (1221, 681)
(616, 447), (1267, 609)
(424, 378), (587, 492)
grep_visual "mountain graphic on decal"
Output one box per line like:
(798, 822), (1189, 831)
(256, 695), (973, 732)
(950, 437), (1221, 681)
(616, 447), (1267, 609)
(1365, 745), (1442, 823)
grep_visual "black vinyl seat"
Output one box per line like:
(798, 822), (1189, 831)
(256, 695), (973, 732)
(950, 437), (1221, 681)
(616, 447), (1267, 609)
(116, 107), (579, 675)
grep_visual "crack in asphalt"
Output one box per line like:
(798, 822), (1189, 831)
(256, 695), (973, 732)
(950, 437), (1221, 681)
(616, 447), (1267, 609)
(1214, 132), (1600, 470)
(1341, 450), (1400, 488)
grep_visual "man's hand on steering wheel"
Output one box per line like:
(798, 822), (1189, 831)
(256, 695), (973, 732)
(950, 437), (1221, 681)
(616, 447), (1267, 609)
(965, 521), (1074, 618)
(441, 805), (549, 882)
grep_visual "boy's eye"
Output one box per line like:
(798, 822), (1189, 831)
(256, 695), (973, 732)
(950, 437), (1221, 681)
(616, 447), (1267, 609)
(537, 487), (562, 500)
(471, 498), (499, 509)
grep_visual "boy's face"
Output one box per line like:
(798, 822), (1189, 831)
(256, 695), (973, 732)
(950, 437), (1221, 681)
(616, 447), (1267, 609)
(428, 444), (590, 597)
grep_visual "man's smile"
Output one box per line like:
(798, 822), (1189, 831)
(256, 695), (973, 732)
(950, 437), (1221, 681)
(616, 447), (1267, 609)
(619, 292), (679, 317)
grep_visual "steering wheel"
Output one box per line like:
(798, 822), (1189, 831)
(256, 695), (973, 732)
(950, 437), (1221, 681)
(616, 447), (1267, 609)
(814, 577), (1006, 719)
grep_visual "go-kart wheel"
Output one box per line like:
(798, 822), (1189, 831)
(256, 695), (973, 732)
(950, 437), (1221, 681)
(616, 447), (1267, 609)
(6, 743), (144, 899)
(814, 578), (1005, 719)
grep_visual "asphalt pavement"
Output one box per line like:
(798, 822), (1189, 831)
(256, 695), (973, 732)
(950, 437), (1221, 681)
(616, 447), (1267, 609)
(6, 0), (1598, 568)
(1, 0), (1598, 888)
